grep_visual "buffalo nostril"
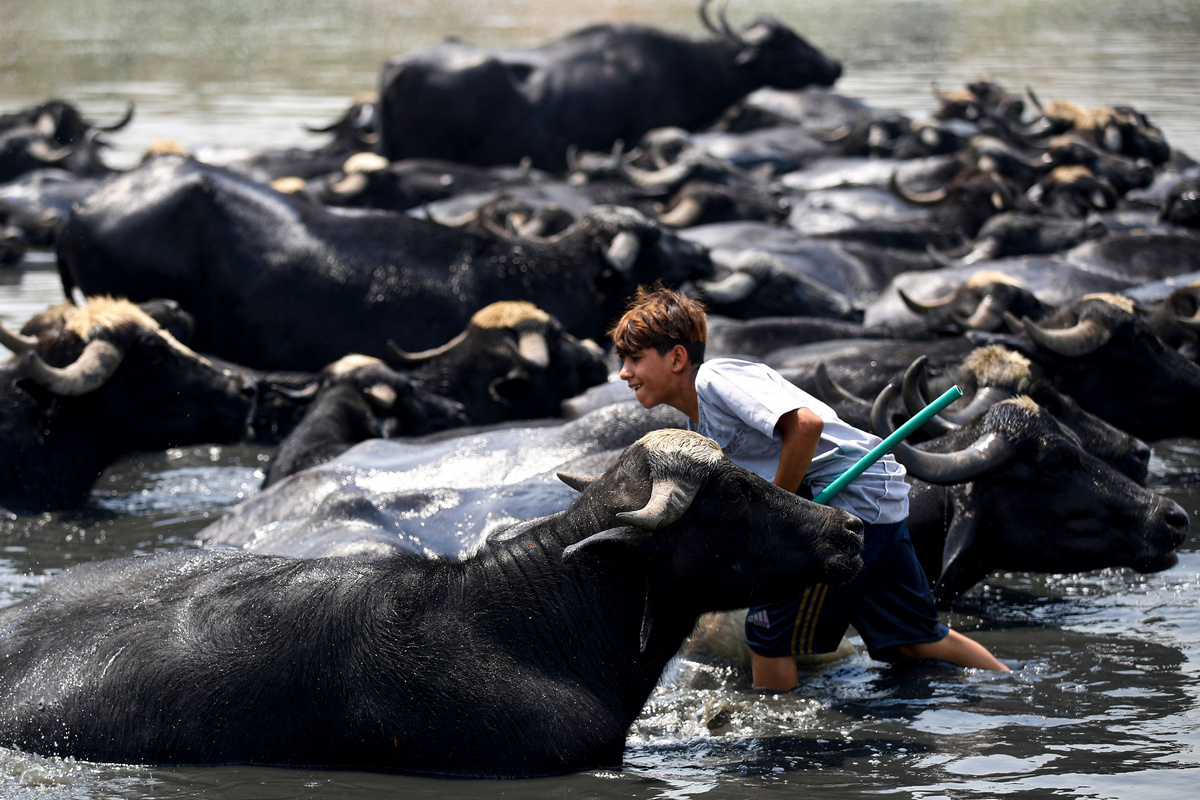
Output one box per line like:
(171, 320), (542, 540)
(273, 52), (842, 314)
(1165, 504), (1190, 532)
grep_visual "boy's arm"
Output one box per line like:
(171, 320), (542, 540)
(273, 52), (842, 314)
(773, 408), (824, 493)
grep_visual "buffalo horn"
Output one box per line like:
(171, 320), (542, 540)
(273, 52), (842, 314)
(902, 356), (1014, 427)
(618, 156), (696, 189)
(617, 472), (704, 531)
(516, 330), (550, 369)
(25, 339), (125, 396)
(897, 286), (956, 316)
(813, 362), (866, 407)
(890, 170), (949, 205)
(871, 384), (1014, 484)
(1022, 315), (1111, 356)
(899, 357), (958, 436)
(557, 472), (597, 492)
(694, 270), (758, 304)
(657, 194), (706, 228)
(1176, 312), (1200, 333)
(955, 291), (1007, 331)
(25, 139), (76, 164)
(387, 330), (471, 365)
(698, 0), (721, 35)
(95, 101), (135, 132)
(0, 322), (37, 354)
(604, 231), (641, 274)
(715, 0), (745, 45)
(326, 172), (368, 197)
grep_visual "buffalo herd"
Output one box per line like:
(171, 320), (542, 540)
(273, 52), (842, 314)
(0, 0), (1198, 778)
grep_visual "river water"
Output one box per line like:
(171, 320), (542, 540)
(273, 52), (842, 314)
(2, 1), (1200, 797)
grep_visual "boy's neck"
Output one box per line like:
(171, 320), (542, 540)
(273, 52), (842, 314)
(673, 366), (700, 424)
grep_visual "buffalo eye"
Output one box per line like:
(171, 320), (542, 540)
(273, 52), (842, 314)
(716, 472), (754, 508)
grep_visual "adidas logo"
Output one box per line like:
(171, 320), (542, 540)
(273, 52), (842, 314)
(746, 610), (771, 628)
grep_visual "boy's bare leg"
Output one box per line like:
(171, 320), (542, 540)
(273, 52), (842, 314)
(751, 650), (800, 691)
(899, 629), (1010, 671)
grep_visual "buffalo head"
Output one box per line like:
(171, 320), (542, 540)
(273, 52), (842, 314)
(561, 429), (863, 616)
(873, 387), (1188, 604)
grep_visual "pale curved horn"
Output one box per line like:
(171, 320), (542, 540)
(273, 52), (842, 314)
(618, 156), (697, 189)
(0, 322), (37, 354)
(604, 231), (641, 274)
(872, 384), (1014, 484)
(1176, 313), (1200, 333)
(694, 270), (758, 304)
(955, 292), (1007, 331)
(557, 472), (597, 492)
(1022, 315), (1111, 356)
(898, 286), (957, 316)
(387, 329), (471, 365)
(24, 339), (125, 396)
(657, 194), (706, 228)
(26, 139), (77, 164)
(516, 330), (550, 369)
(890, 170), (949, 205)
(616, 473), (704, 531)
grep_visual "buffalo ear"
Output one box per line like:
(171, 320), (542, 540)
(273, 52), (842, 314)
(931, 486), (988, 606)
(562, 526), (655, 563)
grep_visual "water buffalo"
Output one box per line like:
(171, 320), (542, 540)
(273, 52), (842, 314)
(387, 300), (610, 425)
(0, 429), (863, 775)
(377, 0), (842, 171)
(872, 388), (1188, 604)
(1010, 293), (1200, 440)
(0, 298), (254, 513)
(0, 99), (132, 183)
(261, 354), (468, 488)
(262, 301), (610, 487)
(56, 155), (714, 371)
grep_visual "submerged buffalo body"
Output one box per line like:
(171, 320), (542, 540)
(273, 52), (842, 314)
(377, 3), (842, 170)
(0, 430), (862, 775)
(56, 156), (713, 371)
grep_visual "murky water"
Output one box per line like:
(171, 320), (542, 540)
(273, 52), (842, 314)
(3, 1), (1200, 797)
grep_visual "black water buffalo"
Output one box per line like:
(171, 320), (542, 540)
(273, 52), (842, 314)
(894, 347), (1152, 483)
(261, 354), (468, 488)
(263, 301), (610, 487)
(0, 298), (254, 513)
(1008, 293), (1200, 440)
(56, 155), (713, 371)
(388, 300), (610, 425)
(0, 99), (132, 183)
(377, 1), (842, 171)
(0, 429), (863, 775)
(871, 388), (1188, 604)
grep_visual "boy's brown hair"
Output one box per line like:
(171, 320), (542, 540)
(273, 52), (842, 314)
(609, 285), (707, 364)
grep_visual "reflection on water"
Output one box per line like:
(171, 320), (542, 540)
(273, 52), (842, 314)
(3, 0), (1200, 797)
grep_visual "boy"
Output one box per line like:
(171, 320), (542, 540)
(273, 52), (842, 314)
(609, 286), (1008, 690)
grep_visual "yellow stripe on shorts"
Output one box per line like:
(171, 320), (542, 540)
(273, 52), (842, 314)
(790, 583), (829, 656)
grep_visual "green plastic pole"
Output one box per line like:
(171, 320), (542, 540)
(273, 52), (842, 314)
(811, 384), (964, 505)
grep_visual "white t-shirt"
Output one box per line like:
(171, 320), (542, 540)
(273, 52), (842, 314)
(689, 358), (909, 524)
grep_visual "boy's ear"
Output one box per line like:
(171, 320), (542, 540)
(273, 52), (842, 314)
(669, 343), (690, 372)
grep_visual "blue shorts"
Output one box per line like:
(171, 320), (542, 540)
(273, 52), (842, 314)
(744, 520), (949, 662)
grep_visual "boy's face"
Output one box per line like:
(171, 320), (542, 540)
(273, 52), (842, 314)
(619, 346), (684, 409)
